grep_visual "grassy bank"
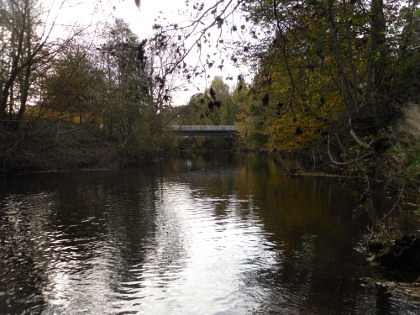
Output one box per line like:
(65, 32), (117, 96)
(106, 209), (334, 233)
(0, 118), (177, 175)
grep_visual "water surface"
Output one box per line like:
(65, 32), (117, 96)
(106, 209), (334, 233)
(0, 154), (418, 314)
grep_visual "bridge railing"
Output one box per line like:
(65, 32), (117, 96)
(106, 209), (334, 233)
(168, 125), (240, 132)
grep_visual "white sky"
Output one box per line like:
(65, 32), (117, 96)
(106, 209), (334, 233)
(42, 0), (247, 105)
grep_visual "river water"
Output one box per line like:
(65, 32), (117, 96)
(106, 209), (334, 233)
(0, 153), (418, 314)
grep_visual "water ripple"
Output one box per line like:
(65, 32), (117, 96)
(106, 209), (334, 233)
(1, 161), (418, 315)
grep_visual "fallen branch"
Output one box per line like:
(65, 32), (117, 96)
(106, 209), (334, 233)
(293, 171), (353, 178)
(327, 133), (374, 166)
(348, 118), (374, 148)
(350, 128), (373, 148)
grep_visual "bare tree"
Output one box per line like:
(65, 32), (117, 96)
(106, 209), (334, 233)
(0, 0), (82, 130)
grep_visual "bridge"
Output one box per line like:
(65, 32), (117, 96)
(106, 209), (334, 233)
(168, 125), (240, 136)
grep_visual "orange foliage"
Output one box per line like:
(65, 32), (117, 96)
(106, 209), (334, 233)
(26, 105), (104, 125)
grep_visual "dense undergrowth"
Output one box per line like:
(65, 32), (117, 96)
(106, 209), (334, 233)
(0, 118), (177, 175)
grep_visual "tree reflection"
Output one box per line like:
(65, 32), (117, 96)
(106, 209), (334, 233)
(0, 156), (416, 314)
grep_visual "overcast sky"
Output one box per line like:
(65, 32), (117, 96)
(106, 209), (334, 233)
(42, 0), (246, 105)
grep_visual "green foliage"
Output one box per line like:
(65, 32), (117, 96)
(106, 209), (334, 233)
(233, 0), (419, 157)
(43, 50), (106, 123)
(175, 76), (239, 126)
(404, 147), (420, 177)
(32, 18), (178, 163)
(396, 103), (420, 179)
(94, 19), (155, 144)
(170, 76), (240, 151)
(209, 76), (238, 124)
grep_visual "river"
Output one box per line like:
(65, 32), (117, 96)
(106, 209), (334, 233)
(0, 153), (418, 314)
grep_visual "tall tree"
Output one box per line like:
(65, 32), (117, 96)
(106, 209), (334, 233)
(97, 19), (152, 143)
(0, 0), (83, 130)
(0, 0), (39, 128)
(209, 76), (238, 124)
(42, 48), (107, 124)
(221, 0), (419, 153)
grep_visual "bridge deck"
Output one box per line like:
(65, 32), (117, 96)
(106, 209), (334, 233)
(168, 125), (240, 136)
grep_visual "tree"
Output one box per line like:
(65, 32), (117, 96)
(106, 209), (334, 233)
(0, 0), (88, 130)
(97, 18), (152, 143)
(221, 0), (418, 154)
(209, 76), (238, 124)
(42, 48), (107, 124)
(95, 18), (182, 152)
(0, 0), (41, 128)
(174, 76), (238, 126)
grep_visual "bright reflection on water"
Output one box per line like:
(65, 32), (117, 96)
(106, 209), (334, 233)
(0, 154), (418, 315)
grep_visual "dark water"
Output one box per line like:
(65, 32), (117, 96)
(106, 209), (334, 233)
(0, 154), (418, 315)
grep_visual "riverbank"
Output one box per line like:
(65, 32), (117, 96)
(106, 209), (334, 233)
(0, 119), (178, 176)
(0, 124), (117, 175)
(235, 135), (420, 295)
(1, 117), (418, 231)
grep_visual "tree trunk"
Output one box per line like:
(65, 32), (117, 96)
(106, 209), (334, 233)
(368, 0), (388, 126)
(0, 0), (27, 127)
(15, 0), (33, 130)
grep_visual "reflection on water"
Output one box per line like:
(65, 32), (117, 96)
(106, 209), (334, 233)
(0, 154), (418, 314)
